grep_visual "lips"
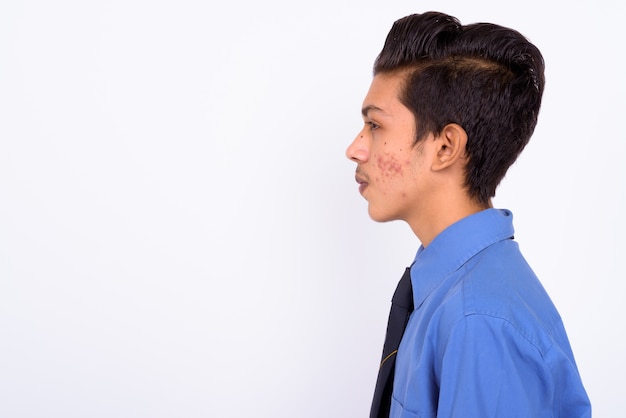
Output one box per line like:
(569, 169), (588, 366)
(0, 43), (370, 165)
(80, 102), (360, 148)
(355, 172), (369, 195)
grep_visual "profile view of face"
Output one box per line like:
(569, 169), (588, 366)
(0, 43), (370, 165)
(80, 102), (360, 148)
(346, 73), (434, 224)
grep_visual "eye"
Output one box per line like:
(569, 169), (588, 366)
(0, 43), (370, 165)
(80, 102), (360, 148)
(365, 121), (380, 131)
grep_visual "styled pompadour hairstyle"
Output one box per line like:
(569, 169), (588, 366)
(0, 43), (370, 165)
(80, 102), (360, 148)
(374, 12), (545, 204)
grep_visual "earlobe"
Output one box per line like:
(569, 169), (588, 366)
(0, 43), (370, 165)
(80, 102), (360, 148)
(432, 123), (468, 171)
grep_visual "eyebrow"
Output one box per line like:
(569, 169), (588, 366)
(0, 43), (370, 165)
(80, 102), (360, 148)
(361, 105), (385, 118)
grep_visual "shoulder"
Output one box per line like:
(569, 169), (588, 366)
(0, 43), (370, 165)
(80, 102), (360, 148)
(433, 239), (565, 356)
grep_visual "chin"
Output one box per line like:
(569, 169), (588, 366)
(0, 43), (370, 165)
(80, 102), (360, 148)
(367, 206), (396, 223)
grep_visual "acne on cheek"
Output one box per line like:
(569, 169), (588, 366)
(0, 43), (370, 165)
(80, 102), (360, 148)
(376, 153), (404, 178)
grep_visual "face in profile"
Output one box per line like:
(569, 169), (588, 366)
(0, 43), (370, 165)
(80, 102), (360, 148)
(346, 73), (436, 224)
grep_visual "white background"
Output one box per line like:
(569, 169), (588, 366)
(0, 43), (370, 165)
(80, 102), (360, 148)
(1, 0), (624, 417)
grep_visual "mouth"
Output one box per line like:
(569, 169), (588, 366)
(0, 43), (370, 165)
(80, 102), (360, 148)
(355, 173), (369, 195)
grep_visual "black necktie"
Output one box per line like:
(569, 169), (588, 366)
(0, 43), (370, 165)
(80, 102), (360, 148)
(370, 267), (414, 418)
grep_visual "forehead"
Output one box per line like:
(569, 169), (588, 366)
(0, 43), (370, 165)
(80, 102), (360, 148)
(362, 73), (408, 117)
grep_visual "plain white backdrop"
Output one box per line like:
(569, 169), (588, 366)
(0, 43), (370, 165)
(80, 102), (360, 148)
(1, 0), (624, 417)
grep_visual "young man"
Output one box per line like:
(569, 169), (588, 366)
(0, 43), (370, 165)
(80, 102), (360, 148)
(346, 12), (591, 418)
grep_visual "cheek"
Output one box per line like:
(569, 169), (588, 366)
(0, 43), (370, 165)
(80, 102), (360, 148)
(375, 152), (407, 181)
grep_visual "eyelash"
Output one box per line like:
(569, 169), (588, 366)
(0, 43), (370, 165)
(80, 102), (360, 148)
(366, 121), (380, 130)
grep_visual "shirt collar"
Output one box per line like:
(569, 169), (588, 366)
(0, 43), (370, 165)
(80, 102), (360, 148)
(410, 208), (515, 309)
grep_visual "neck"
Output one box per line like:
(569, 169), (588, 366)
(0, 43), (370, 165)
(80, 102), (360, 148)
(408, 196), (490, 248)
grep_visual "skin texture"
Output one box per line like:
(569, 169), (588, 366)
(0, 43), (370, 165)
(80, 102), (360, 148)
(346, 72), (488, 247)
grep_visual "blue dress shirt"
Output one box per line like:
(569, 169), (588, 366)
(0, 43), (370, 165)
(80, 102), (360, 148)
(390, 209), (591, 417)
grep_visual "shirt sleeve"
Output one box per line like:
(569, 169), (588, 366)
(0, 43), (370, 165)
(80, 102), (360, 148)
(435, 314), (555, 417)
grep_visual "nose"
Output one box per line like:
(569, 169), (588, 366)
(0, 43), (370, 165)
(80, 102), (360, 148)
(345, 130), (369, 163)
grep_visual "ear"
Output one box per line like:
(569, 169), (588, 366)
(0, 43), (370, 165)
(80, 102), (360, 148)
(431, 123), (468, 171)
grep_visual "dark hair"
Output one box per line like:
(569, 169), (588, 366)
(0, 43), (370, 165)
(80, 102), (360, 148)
(374, 12), (545, 204)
